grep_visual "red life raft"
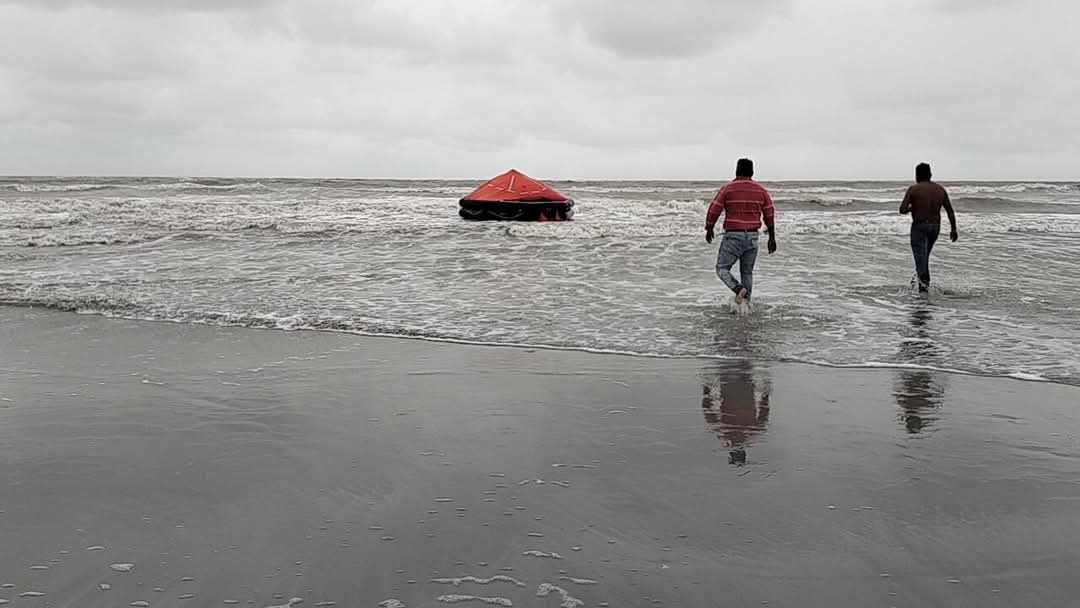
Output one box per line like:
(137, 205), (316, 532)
(459, 169), (574, 221)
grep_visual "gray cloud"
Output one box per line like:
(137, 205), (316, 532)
(553, 0), (792, 59)
(0, 0), (275, 12)
(0, 10), (198, 85)
(1, 0), (1078, 179)
(934, 0), (1022, 13)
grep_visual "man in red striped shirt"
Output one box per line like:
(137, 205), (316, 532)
(705, 158), (777, 303)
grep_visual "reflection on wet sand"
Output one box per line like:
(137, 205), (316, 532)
(701, 361), (771, 464)
(894, 307), (946, 433)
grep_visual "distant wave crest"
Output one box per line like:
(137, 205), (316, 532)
(3, 183), (116, 193)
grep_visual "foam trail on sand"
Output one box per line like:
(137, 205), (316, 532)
(436, 595), (513, 606)
(536, 583), (584, 608)
(432, 576), (527, 588)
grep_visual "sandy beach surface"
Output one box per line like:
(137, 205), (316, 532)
(2, 307), (1079, 607)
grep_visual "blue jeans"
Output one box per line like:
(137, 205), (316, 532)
(716, 231), (759, 298)
(910, 223), (940, 291)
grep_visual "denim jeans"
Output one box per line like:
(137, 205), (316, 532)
(910, 223), (940, 291)
(716, 231), (759, 298)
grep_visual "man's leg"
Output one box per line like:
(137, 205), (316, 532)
(923, 225), (940, 288)
(715, 233), (745, 294)
(738, 234), (760, 300)
(910, 225), (931, 292)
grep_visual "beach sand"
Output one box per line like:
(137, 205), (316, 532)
(2, 308), (1079, 607)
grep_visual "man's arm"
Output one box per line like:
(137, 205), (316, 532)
(705, 189), (725, 243)
(763, 190), (777, 254)
(943, 189), (958, 241)
(900, 187), (913, 215)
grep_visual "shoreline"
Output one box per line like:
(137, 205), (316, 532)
(0, 304), (1071, 387)
(4, 174), (1079, 183)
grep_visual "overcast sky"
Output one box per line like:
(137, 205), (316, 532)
(1, 0), (1077, 179)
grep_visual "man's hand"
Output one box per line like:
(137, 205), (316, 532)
(705, 229), (714, 244)
(950, 228), (958, 243)
(768, 237), (777, 254)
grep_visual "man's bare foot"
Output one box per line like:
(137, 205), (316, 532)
(735, 288), (748, 303)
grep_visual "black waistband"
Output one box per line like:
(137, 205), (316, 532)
(725, 229), (759, 233)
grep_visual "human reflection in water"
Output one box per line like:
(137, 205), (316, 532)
(701, 361), (771, 465)
(894, 307), (946, 433)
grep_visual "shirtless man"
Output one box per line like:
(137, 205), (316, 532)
(900, 162), (958, 292)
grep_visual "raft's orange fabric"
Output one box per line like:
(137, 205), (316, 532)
(462, 169), (569, 202)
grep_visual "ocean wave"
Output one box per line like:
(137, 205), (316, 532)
(3, 183), (117, 193)
(4, 209), (1078, 248)
(84, 180), (279, 194)
(0, 179), (279, 195)
(781, 195), (1078, 207)
(176, 181), (274, 193)
(0, 223), (462, 247)
(3, 180), (1079, 249)
(12, 232), (167, 248)
(782, 197), (899, 207)
(770, 185), (903, 195)
(142, 221), (449, 238)
(508, 212), (1080, 239)
(774, 182), (1075, 196)
(949, 182), (1076, 195)
(11, 214), (84, 229)
(582, 193), (1077, 212)
(568, 182), (1076, 198)
(649, 198), (710, 211)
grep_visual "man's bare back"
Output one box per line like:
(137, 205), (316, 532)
(901, 181), (955, 226)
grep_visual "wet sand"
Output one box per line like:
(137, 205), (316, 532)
(2, 308), (1079, 607)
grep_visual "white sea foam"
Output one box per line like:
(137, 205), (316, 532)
(431, 575), (527, 588)
(536, 583), (584, 608)
(523, 550), (564, 559)
(558, 576), (598, 585)
(8, 183), (115, 193)
(436, 595), (512, 606)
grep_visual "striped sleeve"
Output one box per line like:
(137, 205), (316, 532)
(705, 188), (726, 231)
(762, 189), (775, 227)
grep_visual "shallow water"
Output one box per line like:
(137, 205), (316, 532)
(2, 176), (1079, 383)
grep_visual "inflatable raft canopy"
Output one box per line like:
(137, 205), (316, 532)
(459, 169), (574, 221)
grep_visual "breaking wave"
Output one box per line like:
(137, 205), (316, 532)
(2, 183), (117, 193)
(507, 212), (1080, 239)
(12, 232), (167, 248)
(0, 179), (276, 195)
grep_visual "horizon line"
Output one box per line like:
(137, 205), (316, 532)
(3, 174), (1078, 183)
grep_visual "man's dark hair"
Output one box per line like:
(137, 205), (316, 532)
(735, 158), (754, 178)
(915, 162), (932, 182)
